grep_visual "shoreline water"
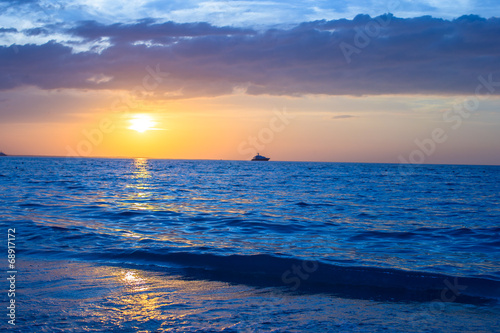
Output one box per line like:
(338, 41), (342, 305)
(11, 257), (500, 332)
(1, 157), (499, 331)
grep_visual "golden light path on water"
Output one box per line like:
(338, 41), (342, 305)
(18, 259), (498, 332)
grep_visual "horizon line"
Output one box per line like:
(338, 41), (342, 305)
(2, 154), (499, 167)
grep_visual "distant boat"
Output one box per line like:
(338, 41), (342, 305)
(251, 153), (270, 161)
(0, 152), (6, 156)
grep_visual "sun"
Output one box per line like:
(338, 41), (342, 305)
(129, 114), (155, 133)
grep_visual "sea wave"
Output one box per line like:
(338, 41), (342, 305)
(76, 249), (500, 304)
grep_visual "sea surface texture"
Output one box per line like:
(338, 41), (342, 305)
(1, 157), (499, 332)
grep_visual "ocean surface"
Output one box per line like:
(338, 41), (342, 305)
(1, 157), (499, 332)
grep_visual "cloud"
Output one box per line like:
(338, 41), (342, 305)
(332, 115), (356, 119)
(1, 15), (500, 99)
(23, 27), (50, 36)
(0, 0), (38, 4)
(0, 28), (17, 33)
(69, 19), (256, 44)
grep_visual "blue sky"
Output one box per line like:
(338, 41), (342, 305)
(1, 0), (499, 35)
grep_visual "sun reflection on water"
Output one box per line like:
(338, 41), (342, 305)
(87, 265), (247, 331)
(121, 270), (148, 292)
(133, 158), (151, 180)
(121, 158), (156, 210)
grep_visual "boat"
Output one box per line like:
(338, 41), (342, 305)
(251, 153), (270, 161)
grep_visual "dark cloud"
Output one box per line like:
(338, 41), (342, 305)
(69, 20), (256, 44)
(0, 28), (17, 33)
(0, 0), (38, 4)
(1, 15), (500, 98)
(23, 27), (49, 36)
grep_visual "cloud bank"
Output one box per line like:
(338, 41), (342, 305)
(1, 14), (500, 98)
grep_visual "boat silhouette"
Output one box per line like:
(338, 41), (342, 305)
(251, 153), (270, 161)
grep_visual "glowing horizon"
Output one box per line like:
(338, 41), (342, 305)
(1, 2), (500, 165)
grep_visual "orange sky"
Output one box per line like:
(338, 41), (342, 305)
(1, 88), (499, 164)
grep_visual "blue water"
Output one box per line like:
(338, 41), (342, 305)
(1, 157), (499, 332)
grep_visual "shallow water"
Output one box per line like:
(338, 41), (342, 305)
(15, 259), (500, 332)
(1, 157), (499, 331)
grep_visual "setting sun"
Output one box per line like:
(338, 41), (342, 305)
(129, 114), (155, 133)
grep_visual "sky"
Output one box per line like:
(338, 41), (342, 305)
(0, 0), (499, 164)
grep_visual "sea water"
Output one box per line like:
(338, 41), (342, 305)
(0, 157), (499, 332)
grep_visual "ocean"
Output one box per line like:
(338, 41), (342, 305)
(1, 157), (499, 332)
